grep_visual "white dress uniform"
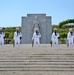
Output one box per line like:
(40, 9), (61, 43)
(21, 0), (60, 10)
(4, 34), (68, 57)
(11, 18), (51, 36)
(32, 31), (41, 47)
(0, 31), (5, 47)
(14, 31), (22, 48)
(67, 32), (74, 48)
(51, 32), (59, 47)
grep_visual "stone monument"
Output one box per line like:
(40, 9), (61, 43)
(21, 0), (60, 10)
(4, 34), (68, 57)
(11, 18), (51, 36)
(21, 14), (52, 44)
(32, 16), (40, 32)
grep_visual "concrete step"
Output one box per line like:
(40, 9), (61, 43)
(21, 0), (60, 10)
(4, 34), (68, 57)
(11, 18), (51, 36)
(0, 67), (74, 71)
(0, 58), (74, 61)
(0, 54), (74, 56)
(0, 59), (74, 61)
(0, 71), (74, 75)
(0, 64), (74, 67)
(0, 52), (74, 55)
(0, 56), (74, 59)
(0, 61), (74, 65)
(0, 54), (74, 57)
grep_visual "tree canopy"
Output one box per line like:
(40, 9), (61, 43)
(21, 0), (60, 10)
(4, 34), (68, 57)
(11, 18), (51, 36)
(58, 19), (74, 28)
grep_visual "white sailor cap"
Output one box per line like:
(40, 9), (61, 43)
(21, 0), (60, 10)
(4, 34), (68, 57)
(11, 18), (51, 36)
(35, 16), (37, 19)
(53, 28), (57, 31)
(0, 27), (2, 30)
(35, 28), (38, 31)
(16, 27), (19, 30)
(69, 28), (72, 31)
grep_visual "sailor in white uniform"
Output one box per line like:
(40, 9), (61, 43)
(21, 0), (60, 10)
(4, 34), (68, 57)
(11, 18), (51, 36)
(0, 27), (5, 48)
(67, 28), (74, 48)
(14, 28), (22, 48)
(51, 28), (59, 47)
(32, 28), (41, 47)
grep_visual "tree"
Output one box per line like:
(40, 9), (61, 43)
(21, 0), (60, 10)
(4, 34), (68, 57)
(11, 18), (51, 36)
(59, 19), (74, 28)
(5, 32), (10, 38)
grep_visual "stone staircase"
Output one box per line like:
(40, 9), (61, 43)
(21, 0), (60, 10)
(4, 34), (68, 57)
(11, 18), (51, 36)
(0, 44), (74, 75)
